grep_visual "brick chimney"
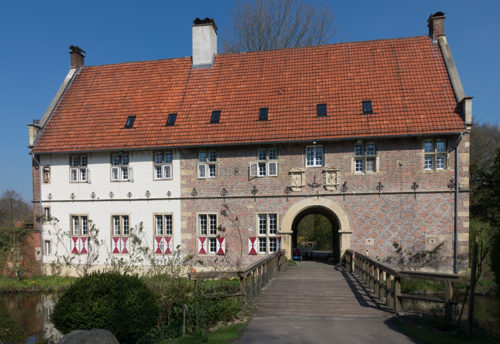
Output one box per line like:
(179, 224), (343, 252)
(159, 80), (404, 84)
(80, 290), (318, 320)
(427, 12), (445, 42)
(69, 45), (86, 68)
(192, 17), (217, 68)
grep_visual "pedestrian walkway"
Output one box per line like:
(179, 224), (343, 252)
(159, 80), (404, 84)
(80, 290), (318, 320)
(239, 261), (416, 343)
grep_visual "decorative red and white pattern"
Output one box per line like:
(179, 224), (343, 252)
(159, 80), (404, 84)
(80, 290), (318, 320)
(111, 236), (129, 254)
(248, 237), (257, 255)
(154, 236), (173, 254)
(216, 237), (226, 255)
(71, 236), (88, 254)
(198, 237), (207, 255)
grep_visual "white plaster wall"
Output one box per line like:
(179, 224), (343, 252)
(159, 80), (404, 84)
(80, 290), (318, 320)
(40, 150), (182, 267)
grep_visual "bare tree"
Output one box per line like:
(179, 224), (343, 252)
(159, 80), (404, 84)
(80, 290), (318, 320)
(0, 190), (32, 227)
(222, 0), (338, 53)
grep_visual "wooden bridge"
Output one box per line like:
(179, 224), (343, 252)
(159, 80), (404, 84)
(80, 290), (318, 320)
(191, 251), (457, 343)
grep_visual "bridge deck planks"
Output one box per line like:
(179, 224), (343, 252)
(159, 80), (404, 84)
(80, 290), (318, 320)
(253, 260), (392, 318)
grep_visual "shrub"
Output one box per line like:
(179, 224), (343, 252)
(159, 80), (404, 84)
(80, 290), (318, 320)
(51, 272), (158, 344)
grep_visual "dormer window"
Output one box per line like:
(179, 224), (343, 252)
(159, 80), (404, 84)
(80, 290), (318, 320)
(259, 108), (268, 121)
(210, 111), (221, 123)
(362, 101), (373, 114)
(124, 116), (136, 128)
(166, 113), (177, 126)
(317, 104), (327, 117)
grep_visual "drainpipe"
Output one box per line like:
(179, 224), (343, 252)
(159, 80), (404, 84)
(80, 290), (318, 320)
(32, 153), (44, 275)
(453, 133), (464, 274)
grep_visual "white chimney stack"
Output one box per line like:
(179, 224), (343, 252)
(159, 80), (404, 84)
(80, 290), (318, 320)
(192, 17), (217, 68)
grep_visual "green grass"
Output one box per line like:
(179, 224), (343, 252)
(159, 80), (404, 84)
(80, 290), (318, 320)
(401, 278), (445, 293)
(0, 275), (75, 292)
(173, 322), (247, 344)
(392, 316), (498, 344)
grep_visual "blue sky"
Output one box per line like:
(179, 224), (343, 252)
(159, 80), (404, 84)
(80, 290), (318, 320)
(1, 0), (498, 201)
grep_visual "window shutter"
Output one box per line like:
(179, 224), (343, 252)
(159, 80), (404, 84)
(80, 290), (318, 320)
(198, 237), (207, 254)
(70, 168), (78, 182)
(268, 162), (278, 176)
(121, 237), (129, 254)
(111, 167), (119, 181)
(197, 164), (206, 178)
(216, 237), (226, 255)
(165, 237), (172, 254)
(128, 167), (134, 182)
(154, 237), (162, 254)
(249, 162), (257, 177)
(71, 237), (79, 254)
(112, 237), (120, 253)
(80, 237), (88, 254)
(86, 169), (91, 184)
(163, 165), (172, 179)
(248, 237), (257, 255)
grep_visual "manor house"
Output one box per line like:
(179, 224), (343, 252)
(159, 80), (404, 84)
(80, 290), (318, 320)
(28, 13), (471, 274)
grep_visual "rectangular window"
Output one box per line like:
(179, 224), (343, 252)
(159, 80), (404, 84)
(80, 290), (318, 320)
(362, 100), (373, 114)
(197, 151), (217, 179)
(354, 143), (376, 173)
(43, 207), (50, 222)
(45, 240), (51, 255)
(71, 215), (88, 236)
(70, 215), (89, 255)
(257, 213), (278, 253)
(210, 110), (221, 123)
(424, 140), (447, 170)
(69, 155), (89, 183)
(306, 146), (323, 167)
(111, 215), (129, 236)
(72, 216), (80, 235)
(259, 108), (268, 121)
(251, 148), (279, 177)
(199, 214), (218, 254)
(124, 116), (136, 128)
(155, 214), (172, 236)
(153, 152), (173, 180)
(317, 104), (327, 117)
(111, 153), (132, 181)
(166, 113), (177, 126)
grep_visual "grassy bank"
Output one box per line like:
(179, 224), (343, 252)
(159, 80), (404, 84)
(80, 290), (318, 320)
(174, 322), (248, 344)
(0, 276), (75, 292)
(391, 315), (498, 344)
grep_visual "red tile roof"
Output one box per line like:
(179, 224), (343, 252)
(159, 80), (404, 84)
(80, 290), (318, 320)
(33, 36), (465, 153)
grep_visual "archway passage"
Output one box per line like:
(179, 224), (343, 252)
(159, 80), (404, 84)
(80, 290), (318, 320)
(291, 206), (340, 263)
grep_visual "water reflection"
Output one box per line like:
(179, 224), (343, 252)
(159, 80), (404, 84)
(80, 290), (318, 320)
(1, 293), (62, 343)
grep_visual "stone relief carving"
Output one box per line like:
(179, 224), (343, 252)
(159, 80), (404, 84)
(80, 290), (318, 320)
(288, 168), (305, 191)
(323, 166), (340, 190)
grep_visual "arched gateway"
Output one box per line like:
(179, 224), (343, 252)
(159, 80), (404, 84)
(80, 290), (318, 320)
(280, 198), (352, 261)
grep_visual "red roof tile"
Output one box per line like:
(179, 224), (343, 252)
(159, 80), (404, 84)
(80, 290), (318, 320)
(33, 36), (465, 153)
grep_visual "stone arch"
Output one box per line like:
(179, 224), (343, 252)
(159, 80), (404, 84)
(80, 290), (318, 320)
(280, 198), (352, 259)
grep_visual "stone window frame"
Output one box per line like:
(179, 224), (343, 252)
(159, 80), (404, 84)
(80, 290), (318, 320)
(153, 151), (173, 180)
(197, 151), (217, 179)
(42, 166), (51, 184)
(305, 145), (324, 167)
(353, 141), (378, 173)
(70, 214), (89, 255)
(42, 206), (51, 223)
(423, 139), (448, 171)
(44, 240), (52, 256)
(153, 213), (173, 236)
(69, 155), (89, 183)
(111, 152), (133, 182)
(111, 214), (130, 237)
(256, 213), (279, 254)
(198, 213), (218, 254)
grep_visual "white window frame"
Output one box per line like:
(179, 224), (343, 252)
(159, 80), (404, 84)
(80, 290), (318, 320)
(69, 155), (90, 183)
(111, 215), (130, 236)
(256, 213), (278, 253)
(198, 213), (218, 254)
(354, 142), (377, 173)
(153, 152), (173, 180)
(111, 153), (133, 182)
(306, 146), (323, 167)
(197, 151), (217, 179)
(424, 139), (448, 171)
(44, 240), (51, 255)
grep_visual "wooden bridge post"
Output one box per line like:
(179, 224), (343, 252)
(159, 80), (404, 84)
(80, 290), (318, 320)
(374, 267), (380, 298)
(240, 275), (246, 297)
(394, 276), (402, 313)
(252, 270), (257, 297)
(444, 280), (453, 321)
(386, 275), (393, 308)
(370, 264), (375, 291)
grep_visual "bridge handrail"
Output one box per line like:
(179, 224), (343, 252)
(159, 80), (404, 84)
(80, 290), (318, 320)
(343, 249), (457, 319)
(189, 250), (286, 298)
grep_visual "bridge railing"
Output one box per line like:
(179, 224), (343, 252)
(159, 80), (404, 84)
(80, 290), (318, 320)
(189, 250), (286, 298)
(343, 249), (458, 319)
